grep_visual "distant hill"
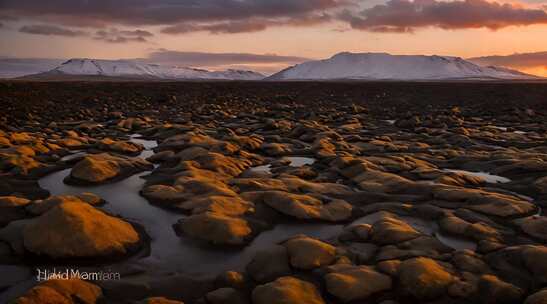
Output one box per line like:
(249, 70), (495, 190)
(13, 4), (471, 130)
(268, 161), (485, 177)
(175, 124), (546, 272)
(24, 58), (265, 81)
(267, 52), (538, 81)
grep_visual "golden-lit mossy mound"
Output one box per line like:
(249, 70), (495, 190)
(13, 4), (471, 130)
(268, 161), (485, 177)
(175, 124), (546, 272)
(176, 211), (252, 245)
(96, 138), (144, 155)
(252, 276), (325, 304)
(70, 155), (119, 182)
(244, 190), (352, 222)
(0, 196), (31, 226)
(26, 193), (104, 216)
(284, 235), (336, 270)
(66, 153), (152, 185)
(0, 196), (31, 208)
(398, 257), (453, 300)
(324, 264), (392, 302)
(370, 216), (422, 245)
(23, 201), (141, 259)
(15, 279), (102, 304)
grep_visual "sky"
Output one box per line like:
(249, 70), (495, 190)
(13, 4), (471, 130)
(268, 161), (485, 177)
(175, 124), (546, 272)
(1, 0), (547, 76)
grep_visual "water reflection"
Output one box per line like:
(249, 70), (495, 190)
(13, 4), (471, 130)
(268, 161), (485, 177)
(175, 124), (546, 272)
(249, 156), (316, 174)
(443, 169), (511, 184)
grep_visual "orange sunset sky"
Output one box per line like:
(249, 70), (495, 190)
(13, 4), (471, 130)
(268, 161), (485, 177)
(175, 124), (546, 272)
(1, 0), (547, 76)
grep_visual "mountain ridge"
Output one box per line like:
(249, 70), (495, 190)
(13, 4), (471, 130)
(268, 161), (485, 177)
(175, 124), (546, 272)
(15, 53), (542, 81)
(267, 52), (538, 81)
(29, 58), (265, 80)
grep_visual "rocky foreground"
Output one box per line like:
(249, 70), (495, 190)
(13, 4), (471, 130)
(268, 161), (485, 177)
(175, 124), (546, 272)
(0, 81), (546, 303)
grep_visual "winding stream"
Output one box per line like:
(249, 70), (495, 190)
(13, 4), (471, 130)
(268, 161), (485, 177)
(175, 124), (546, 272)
(39, 165), (345, 274)
(36, 136), (476, 278)
(38, 139), (344, 275)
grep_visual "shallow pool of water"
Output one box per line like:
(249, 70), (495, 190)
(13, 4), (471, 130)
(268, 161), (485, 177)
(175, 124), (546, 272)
(491, 126), (508, 132)
(285, 156), (316, 167)
(443, 169), (511, 184)
(60, 151), (87, 161)
(435, 231), (477, 251)
(129, 134), (158, 150)
(249, 156), (316, 174)
(249, 164), (272, 174)
(129, 135), (157, 159)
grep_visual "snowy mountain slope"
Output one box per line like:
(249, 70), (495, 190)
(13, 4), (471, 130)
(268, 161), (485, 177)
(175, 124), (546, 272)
(38, 58), (264, 80)
(267, 52), (538, 80)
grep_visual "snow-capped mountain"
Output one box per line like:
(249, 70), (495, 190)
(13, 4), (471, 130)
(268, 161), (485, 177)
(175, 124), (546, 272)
(267, 52), (537, 80)
(34, 58), (264, 80)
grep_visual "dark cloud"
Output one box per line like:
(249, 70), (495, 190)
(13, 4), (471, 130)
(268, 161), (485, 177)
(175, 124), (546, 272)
(0, 14), (19, 21)
(468, 51), (547, 69)
(161, 20), (269, 35)
(94, 28), (153, 43)
(161, 13), (331, 34)
(341, 0), (547, 32)
(1, 0), (348, 31)
(145, 50), (310, 66)
(3, 0), (547, 35)
(19, 24), (87, 37)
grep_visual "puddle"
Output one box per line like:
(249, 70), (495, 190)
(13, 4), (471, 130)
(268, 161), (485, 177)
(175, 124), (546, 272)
(60, 151), (87, 161)
(129, 135), (158, 159)
(129, 134), (159, 150)
(490, 126), (508, 131)
(482, 187), (534, 202)
(139, 150), (155, 159)
(443, 169), (511, 184)
(249, 156), (316, 174)
(249, 164), (272, 174)
(285, 156), (316, 167)
(434, 231), (477, 251)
